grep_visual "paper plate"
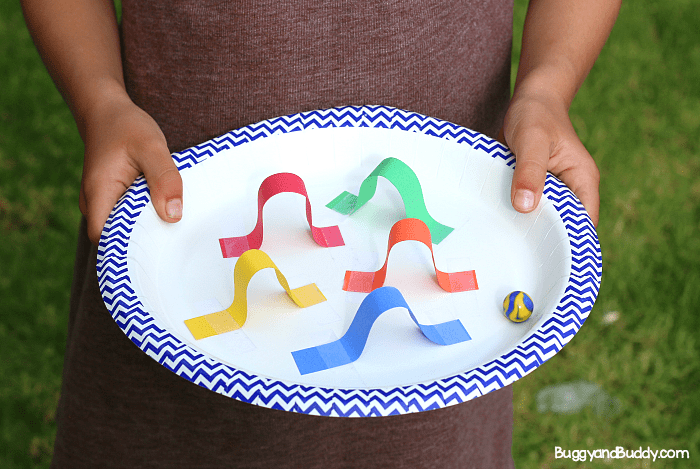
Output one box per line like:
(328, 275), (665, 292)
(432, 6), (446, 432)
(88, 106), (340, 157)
(97, 106), (602, 417)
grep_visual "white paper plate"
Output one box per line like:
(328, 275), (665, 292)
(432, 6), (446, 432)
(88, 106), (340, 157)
(97, 106), (602, 417)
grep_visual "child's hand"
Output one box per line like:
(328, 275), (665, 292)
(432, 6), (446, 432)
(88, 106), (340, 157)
(501, 91), (600, 227)
(79, 95), (183, 244)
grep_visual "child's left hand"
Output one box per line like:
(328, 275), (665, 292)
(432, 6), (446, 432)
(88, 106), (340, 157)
(501, 89), (600, 227)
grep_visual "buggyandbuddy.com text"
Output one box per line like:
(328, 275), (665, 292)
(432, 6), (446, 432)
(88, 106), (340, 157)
(555, 446), (690, 463)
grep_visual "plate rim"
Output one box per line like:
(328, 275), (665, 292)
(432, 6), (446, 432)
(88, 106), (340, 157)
(97, 105), (602, 417)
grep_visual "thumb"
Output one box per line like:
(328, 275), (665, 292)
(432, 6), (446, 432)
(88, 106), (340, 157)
(139, 144), (183, 223)
(80, 145), (183, 245)
(509, 130), (550, 214)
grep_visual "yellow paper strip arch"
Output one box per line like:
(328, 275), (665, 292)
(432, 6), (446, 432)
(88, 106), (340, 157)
(185, 249), (326, 340)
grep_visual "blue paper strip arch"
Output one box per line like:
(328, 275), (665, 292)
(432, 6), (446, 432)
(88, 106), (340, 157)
(292, 286), (471, 375)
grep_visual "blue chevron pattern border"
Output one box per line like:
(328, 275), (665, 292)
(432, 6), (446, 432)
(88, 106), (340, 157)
(97, 105), (602, 417)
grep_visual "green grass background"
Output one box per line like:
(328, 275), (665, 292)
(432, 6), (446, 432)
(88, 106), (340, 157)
(1, 0), (698, 467)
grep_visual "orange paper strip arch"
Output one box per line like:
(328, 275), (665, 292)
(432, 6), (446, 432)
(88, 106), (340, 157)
(343, 218), (478, 293)
(220, 172), (345, 258)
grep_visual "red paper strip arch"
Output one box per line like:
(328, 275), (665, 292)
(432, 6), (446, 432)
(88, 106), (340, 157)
(220, 172), (345, 258)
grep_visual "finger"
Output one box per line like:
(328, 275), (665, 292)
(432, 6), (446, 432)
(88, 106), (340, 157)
(79, 183), (87, 218)
(574, 183), (600, 228)
(509, 128), (551, 214)
(496, 126), (506, 145)
(557, 163), (600, 228)
(138, 141), (183, 223)
(81, 172), (130, 245)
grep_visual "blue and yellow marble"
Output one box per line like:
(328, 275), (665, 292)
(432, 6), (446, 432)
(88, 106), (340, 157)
(503, 291), (534, 323)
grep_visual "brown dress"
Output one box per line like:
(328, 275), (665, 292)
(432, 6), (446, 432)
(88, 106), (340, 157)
(51, 1), (516, 467)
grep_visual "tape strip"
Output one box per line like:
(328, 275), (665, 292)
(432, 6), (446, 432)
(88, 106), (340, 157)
(220, 172), (344, 258)
(292, 286), (471, 375)
(343, 218), (478, 293)
(185, 249), (327, 339)
(326, 157), (453, 243)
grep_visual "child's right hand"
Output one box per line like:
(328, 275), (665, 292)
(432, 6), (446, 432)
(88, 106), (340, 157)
(79, 94), (183, 245)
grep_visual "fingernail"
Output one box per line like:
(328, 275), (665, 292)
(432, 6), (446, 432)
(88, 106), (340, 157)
(514, 189), (535, 211)
(166, 198), (182, 219)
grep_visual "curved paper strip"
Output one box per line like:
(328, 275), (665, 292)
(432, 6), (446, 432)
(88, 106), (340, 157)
(292, 286), (471, 375)
(326, 157), (453, 243)
(343, 218), (478, 293)
(220, 172), (345, 258)
(185, 249), (326, 340)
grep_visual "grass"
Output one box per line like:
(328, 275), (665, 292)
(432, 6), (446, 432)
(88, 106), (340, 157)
(0, 2), (83, 468)
(1, 0), (698, 467)
(510, 1), (700, 468)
